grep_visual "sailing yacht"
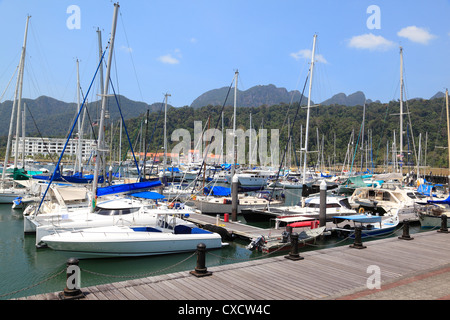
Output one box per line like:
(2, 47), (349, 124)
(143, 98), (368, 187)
(0, 16), (36, 203)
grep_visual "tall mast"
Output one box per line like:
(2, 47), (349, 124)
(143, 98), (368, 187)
(3, 16), (30, 181)
(75, 59), (82, 173)
(163, 92), (171, 173)
(92, 3), (119, 208)
(231, 70), (238, 177)
(399, 46), (404, 171)
(302, 34), (317, 185)
(446, 89), (450, 190)
(13, 15), (30, 170)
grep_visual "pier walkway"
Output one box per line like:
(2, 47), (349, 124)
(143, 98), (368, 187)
(18, 229), (450, 301)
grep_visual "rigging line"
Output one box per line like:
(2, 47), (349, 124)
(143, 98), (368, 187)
(24, 102), (56, 165)
(191, 77), (235, 193)
(35, 48), (107, 216)
(144, 99), (168, 179)
(108, 76), (141, 176)
(119, 12), (144, 101)
(268, 71), (310, 201)
(0, 64), (19, 103)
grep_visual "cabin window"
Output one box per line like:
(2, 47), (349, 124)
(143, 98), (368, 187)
(94, 207), (139, 216)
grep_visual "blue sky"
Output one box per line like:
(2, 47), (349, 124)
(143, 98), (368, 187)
(1, 0), (450, 108)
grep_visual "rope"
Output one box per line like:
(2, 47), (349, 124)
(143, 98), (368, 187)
(81, 252), (197, 279)
(0, 268), (66, 299)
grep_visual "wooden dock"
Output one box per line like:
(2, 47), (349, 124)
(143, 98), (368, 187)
(18, 229), (450, 301)
(183, 212), (285, 240)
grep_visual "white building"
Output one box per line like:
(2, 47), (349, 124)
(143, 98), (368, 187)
(12, 137), (96, 160)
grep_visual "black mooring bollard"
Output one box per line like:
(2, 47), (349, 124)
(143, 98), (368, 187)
(438, 215), (449, 233)
(59, 258), (84, 300)
(190, 243), (212, 277)
(284, 232), (304, 261)
(349, 227), (366, 249)
(399, 219), (414, 240)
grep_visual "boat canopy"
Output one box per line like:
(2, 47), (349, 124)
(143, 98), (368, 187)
(427, 194), (450, 205)
(332, 214), (382, 224)
(97, 180), (162, 197)
(203, 186), (231, 196)
(130, 191), (166, 200)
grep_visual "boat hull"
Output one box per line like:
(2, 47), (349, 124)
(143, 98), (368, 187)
(418, 213), (450, 228)
(42, 226), (223, 258)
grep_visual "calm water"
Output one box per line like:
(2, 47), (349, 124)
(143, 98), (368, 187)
(0, 186), (426, 300)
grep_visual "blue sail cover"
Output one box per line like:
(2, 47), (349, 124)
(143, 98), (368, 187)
(32, 167), (104, 184)
(130, 191), (166, 200)
(427, 194), (450, 205)
(204, 186), (231, 196)
(97, 180), (162, 197)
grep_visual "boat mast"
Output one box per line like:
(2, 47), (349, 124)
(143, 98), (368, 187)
(14, 15), (30, 170)
(163, 93), (170, 174)
(2, 16), (30, 182)
(92, 2), (119, 209)
(302, 34), (317, 185)
(75, 59), (82, 174)
(399, 46), (404, 172)
(446, 89), (450, 190)
(231, 70), (238, 177)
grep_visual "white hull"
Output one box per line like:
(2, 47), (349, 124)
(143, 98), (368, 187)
(41, 225), (223, 258)
(0, 188), (28, 204)
(25, 197), (197, 246)
(419, 212), (450, 228)
(192, 195), (282, 215)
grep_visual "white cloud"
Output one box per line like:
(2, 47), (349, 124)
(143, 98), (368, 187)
(158, 50), (182, 64)
(158, 54), (180, 64)
(290, 49), (328, 63)
(397, 26), (436, 45)
(190, 37), (198, 44)
(120, 45), (133, 53)
(348, 33), (395, 51)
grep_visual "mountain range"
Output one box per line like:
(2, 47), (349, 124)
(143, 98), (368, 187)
(0, 85), (445, 138)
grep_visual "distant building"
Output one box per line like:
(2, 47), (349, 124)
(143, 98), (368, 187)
(11, 137), (96, 159)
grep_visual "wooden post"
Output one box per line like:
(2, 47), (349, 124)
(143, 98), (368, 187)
(231, 174), (238, 221)
(319, 180), (327, 227)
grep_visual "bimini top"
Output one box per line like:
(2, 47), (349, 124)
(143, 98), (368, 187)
(332, 214), (382, 224)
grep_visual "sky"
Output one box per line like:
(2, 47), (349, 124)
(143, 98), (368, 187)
(1, 0), (450, 108)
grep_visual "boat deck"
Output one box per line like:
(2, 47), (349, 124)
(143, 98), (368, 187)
(18, 230), (450, 300)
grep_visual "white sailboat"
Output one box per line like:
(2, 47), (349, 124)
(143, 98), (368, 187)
(0, 16), (32, 203)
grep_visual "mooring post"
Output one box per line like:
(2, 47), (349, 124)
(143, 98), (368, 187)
(59, 258), (84, 300)
(398, 219), (414, 240)
(319, 180), (327, 228)
(438, 215), (449, 233)
(231, 174), (238, 221)
(349, 227), (366, 249)
(190, 243), (212, 277)
(285, 232), (304, 261)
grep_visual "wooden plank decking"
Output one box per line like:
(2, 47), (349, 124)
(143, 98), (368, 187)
(18, 230), (450, 301)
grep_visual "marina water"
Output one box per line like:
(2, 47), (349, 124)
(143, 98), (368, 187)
(0, 185), (424, 300)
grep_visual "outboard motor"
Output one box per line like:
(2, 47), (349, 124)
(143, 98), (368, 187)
(246, 235), (266, 252)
